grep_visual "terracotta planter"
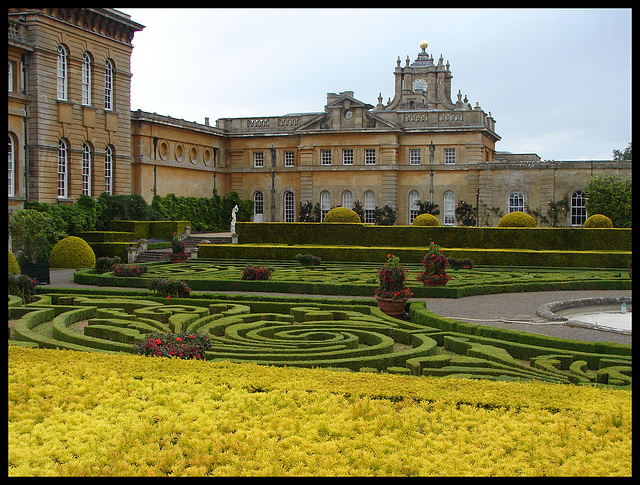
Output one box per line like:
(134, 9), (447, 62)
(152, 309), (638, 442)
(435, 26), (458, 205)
(168, 253), (188, 264)
(375, 297), (407, 317)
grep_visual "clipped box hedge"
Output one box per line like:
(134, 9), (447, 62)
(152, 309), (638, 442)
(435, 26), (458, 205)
(78, 231), (137, 243)
(198, 243), (631, 268)
(109, 220), (190, 241)
(235, 222), (631, 252)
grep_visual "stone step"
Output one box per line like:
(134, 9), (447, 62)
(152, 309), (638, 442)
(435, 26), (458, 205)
(135, 250), (170, 263)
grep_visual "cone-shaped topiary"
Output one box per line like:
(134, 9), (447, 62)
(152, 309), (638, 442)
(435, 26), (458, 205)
(583, 214), (614, 228)
(49, 236), (96, 268)
(8, 251), (20, 274)
(411, 213), (440, 226)
(497, 211), (537, 228)
(323, 207), (361, 223)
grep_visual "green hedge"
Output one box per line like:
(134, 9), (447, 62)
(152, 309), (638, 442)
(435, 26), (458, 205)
(198, 244), (631, 268)
(78, 231), (137, 242)
(235, 223), (631, 252)
(109, 220), (190, 241)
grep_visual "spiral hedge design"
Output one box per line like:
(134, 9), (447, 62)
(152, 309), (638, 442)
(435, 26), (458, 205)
(9, 292), (631, 388)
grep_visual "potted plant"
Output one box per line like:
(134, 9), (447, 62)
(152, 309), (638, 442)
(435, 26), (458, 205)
(8, 209), (61, 284)
(417, 242), (451, 286)
(374, 254), (413, 317)
(168, 232), (188, 263)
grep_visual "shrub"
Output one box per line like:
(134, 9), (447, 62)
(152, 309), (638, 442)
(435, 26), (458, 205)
(8, 251), (20, 275)
(132, 331), (211, 360)
(411, 213), (440, 226)
(295, 254), (322, 266)
(323, 207), (361, 223)
(95, 256), (121, 274)
(148, 278), (191, 298)
(171, 232), (187, 256)
(583, 214), (614, 228)
(112, 264), (148, 277)
(417, 242), (450, 285)
(8, 209), (61, 263)
(497, 211), (537, 228)
(374, 254), (413, 300)
(447, 257), (474, 270)
(242, 265), (273, 280)
(8, 274), (37, 303)
(49, 236), (96, 269)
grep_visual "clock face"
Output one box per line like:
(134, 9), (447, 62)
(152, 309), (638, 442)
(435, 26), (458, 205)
(412, 78), (427, 93)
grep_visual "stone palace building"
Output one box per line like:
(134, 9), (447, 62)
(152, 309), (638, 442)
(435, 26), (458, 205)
(8, 8), (631, 226)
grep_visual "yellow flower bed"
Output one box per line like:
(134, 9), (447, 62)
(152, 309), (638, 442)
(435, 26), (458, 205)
(9, 347), (631, 477)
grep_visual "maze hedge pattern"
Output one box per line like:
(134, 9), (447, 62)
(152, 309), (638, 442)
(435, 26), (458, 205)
(8, 292), (631, 388)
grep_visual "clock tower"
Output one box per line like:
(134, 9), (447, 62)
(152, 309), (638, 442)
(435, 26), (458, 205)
(382, 41), (460, 111)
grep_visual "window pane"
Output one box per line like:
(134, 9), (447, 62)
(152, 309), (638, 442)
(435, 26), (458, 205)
(508, 192), (524, 213)
(571, 191), (587, 226)
(444, 191), (455, 225)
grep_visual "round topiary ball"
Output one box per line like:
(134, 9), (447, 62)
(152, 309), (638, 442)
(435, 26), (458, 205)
(49, 236), (96, 269)
(411, 213), (440, 226)
(497, 211), (537, 228)
(8, 250), (20, 274)
(323, 207), (361, 223)
(583, 214), (614, 228)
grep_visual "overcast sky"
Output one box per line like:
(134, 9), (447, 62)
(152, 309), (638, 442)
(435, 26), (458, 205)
(118, 8), (631, 161)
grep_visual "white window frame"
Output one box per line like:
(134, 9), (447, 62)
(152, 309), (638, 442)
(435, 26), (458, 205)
(104, 59), (113, 110)
(364, 190), (376, 224)
(82, 52), (92, 106)
(342, 148), (353, 165)
(320, 190), (331, 221)
(8, 61), (13, 92)
(253, 191), (264, 218)
(57, 139), (68, 198)
(444, 148), (456, 165)
(283, 191), (295, 222)
(104, 146), (113, 195)
(82, 143), (92, 196)
(341, 190), (353, 209)
(57, 45), (68, 101)
(321, 149), (331, 166)
(444, 190), (456, 225)
(9, 135), (15, 197)
(364, 148), (376, 165)
(284, 151), (295, 167)
(571, 191), (587, 227)
(409, 190), (420, 223)
(508, 191), (524, 213)
(409, 149), (421, 165)
(253, 152), (264, 167)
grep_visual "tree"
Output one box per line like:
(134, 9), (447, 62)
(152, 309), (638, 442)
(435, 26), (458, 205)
(613, 143), (632, 162)
(8, 209), (62, 263)
(584, 174), (632, 228)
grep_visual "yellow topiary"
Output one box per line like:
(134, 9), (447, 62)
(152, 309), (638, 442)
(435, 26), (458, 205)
(583, 214), (614, 228)
(8, 251), (20, 274)
(497, 211), (537, 228)
(411, 213), (440, 226)
(323, 207), (361, 223)
(49, 236), (96, 269)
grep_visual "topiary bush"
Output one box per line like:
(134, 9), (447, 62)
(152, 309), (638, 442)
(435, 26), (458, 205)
(8, 251), (20, 275)
(411, 213), (440, 226)
(49, 236), (96, 269)
(497, 211), (537, 228)
(583, 214), (614, 228)
(322, 207), (361, 223)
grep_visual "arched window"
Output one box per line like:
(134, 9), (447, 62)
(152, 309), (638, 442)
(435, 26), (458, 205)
(82, 143), (92, 196)
(56, 45), (68, 101)
(253, 191), (264, 222)
(8, 135), (15, 197)
(57, 139), (68, 198)
(508, 191), (524, 213)
(81, 52), (92, 106)
(443, 191), (456, 225)
(571, 190), (587, 226)
(364, 190), (376, 224)
(104, 59), (114, 110)
(408, 190), (420, 224)
(320, 190), (331, 221)
(104, 145), (114, 195)
(341, 190), (353, 209)
(283, 191), (295, 222)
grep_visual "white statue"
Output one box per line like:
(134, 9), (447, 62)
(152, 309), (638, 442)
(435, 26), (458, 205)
(230, 204), (238, 234)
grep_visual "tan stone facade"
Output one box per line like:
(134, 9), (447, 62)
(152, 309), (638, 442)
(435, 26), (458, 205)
(9, 11), (631, 228)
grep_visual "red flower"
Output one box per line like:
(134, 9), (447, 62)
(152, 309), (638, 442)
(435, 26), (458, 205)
(176, 337), (182, 342)
(156, 339), (162, 345)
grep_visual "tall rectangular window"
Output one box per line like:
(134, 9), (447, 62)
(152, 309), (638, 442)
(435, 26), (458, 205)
(409, 149), (421, 165)
(365, 149), (376, 165)
(104, 60), (113, 110)
(342, 149), (353, 165)
(82, 144), (92, 196)
(444, 191), (456, 225)
(321, 149), (331, 165)
(284, 191), (295, 222)
(104, 146), (113, 195)
(253, 152), (264, 167)
(8, 136), (15, 197)
(444, 148), (456, 165)
(82, 53), (92, 106)
(57, 140), (68, 198)
(571, 191), (587, 226)
(57, 45), (68, 101)
(284, 151), (295, 167)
